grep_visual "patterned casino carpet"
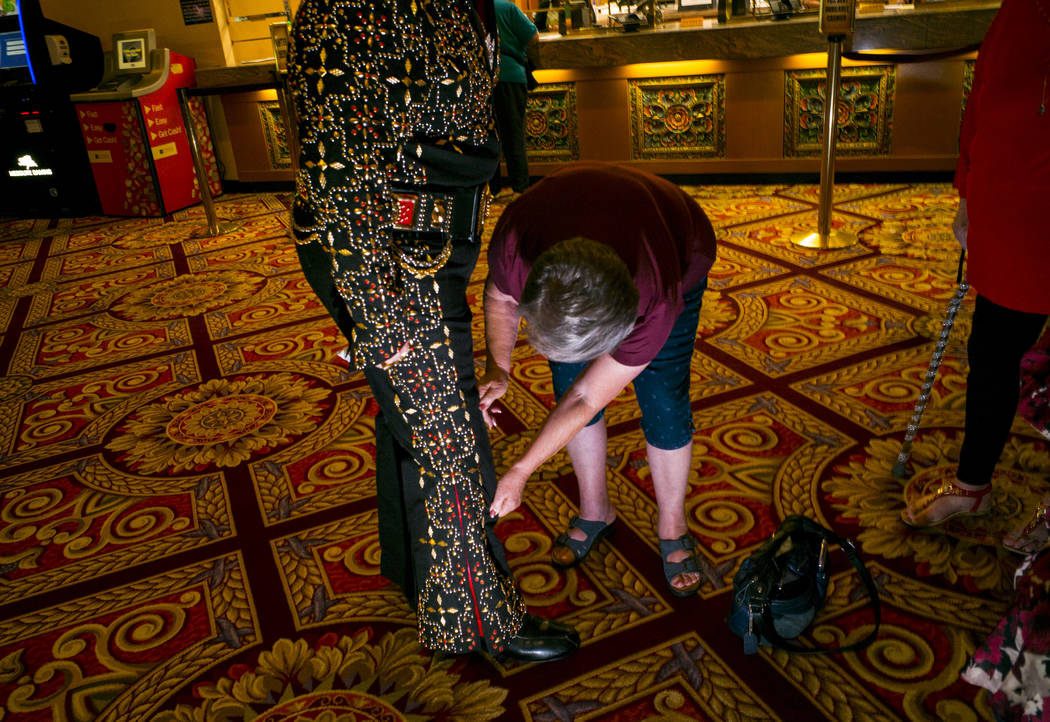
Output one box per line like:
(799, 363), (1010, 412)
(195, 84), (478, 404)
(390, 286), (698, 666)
(0, 182), (1047, 721)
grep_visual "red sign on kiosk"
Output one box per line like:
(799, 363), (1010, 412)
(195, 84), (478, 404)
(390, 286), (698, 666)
(72, 35), (219, 217)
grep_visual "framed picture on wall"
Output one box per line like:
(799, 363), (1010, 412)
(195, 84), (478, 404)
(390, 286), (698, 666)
(679, 0), (716, 9)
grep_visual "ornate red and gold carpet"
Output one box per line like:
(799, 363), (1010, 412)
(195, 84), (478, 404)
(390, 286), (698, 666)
(0, 184), (1044, 720)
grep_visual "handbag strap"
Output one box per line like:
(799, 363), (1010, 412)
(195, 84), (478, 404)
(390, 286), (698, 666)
(756, 518), (881, 655)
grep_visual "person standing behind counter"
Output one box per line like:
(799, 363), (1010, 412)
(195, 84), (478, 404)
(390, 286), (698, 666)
(480, 162), (717, 597)
(287, 0), (580, 663)
(491, 0), (539, 196)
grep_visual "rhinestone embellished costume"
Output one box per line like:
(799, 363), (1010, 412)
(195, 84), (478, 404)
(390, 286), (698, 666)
(288, 0), (525, 653)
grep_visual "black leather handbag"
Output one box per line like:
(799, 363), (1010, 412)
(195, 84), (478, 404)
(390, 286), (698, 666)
(727, 515), (881, 655)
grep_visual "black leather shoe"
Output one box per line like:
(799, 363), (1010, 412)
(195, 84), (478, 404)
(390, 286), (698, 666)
(497, 613), (580, 663)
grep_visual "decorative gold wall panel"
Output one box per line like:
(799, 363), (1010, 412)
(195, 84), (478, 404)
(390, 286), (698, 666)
(628, 75), (726, 160)
(525, 83), (579, 162)
(784, 65), (895, 158)
(258, 101), (292, 170)
(961, 59), (976, 123)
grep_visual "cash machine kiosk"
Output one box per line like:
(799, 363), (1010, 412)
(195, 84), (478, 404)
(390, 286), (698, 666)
(0, 0), (103, 216)
(70, 29), (221, 217)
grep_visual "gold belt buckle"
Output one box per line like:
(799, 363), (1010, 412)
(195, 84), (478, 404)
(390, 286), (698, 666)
(430, 197), (447, 231)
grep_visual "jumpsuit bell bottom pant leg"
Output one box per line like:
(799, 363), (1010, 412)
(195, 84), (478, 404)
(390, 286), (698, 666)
(297, 220), (525, 654)
(361, 228), (525, 654)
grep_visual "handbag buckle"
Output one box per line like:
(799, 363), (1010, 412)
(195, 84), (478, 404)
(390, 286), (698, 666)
(747, 600), (763, 635)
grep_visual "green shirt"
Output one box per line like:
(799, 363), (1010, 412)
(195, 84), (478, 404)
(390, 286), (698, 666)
(494, 0), (537, 84)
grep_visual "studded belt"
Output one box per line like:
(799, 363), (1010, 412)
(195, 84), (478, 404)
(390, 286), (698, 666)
(389, 184), (491, 242)
(388, 184), (491, 278)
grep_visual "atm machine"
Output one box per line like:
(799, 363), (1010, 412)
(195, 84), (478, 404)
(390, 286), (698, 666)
(0, 0), (103, 216)
(70, 29), (221, 217)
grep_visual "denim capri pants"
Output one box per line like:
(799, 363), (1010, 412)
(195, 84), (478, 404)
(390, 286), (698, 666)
(549, 277), (707, 451)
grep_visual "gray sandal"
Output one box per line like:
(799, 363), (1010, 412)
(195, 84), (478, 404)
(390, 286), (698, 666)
(551, 515), (614, 568)
(659, 534), (702, 597)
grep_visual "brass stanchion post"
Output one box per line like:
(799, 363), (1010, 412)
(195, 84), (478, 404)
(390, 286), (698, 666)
(270, 22), (300, 176)
(177, 87), (240, 238)
(274, 77), (299, 175)
(791, 0), (859, 250)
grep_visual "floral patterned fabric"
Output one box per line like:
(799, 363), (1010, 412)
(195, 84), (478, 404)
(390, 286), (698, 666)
(1018, 332), (1050, 441)
(962, 547), (1050, 720)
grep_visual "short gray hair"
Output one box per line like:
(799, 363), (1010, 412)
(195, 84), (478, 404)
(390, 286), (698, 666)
(519, 238), (639, 363)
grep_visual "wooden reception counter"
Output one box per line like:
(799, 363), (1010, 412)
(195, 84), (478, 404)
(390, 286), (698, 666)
(201, 1), (999, 182)
(535, 2), (996, 67)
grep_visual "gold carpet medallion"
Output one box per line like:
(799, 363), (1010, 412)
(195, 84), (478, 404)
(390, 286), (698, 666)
(111, 270), (265, 321)
(166, 394), (280, 446)
(154, 632), (508, 721)
(107, 374), (330, 474)
(827, 432), (1050, 592)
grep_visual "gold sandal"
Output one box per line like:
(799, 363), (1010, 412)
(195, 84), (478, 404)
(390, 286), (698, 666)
(1003, 500), (1050, 555)
(901, 481), (992, 529)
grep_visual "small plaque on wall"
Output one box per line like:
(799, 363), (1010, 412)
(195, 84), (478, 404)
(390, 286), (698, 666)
(181, 0), (214, 25)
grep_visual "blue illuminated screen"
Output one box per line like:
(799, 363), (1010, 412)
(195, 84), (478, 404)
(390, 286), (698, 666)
(0, 30), (27, 68)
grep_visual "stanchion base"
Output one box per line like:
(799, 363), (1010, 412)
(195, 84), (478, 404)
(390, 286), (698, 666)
(790, 229), (859, 249)
(190, 220), (242, 239)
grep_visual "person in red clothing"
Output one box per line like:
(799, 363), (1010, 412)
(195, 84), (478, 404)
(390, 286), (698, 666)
(480, 162), (718, 596)
(901, 0), (1050, 552)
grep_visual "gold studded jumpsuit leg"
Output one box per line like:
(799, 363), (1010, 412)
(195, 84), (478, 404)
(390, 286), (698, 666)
(288, 0), (525, 654)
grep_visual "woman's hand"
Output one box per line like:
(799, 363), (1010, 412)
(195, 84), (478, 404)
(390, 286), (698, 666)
(952, 198), (968, 250)
(486, 355), (645, 512)
(489, 468), (528, 518)
(478, 367), (509, 429)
